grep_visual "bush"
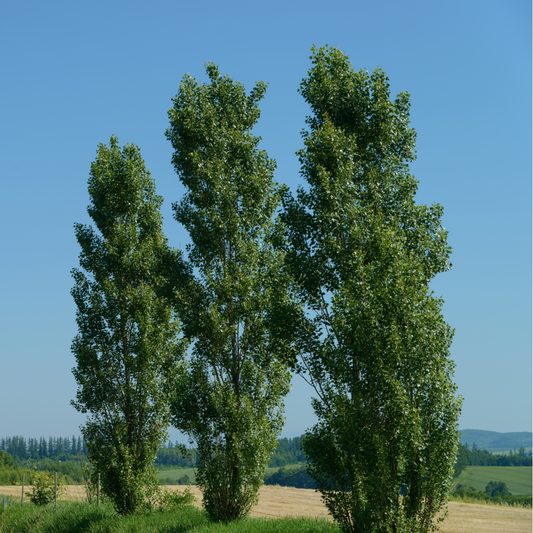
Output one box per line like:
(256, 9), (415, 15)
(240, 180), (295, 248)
(485, 481), (511, 498)
(452, 484), (531, 507)
(26, 468), (65, 506)
(154, 487), (196, 511)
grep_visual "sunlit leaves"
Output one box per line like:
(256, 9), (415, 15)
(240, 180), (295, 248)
(166, 64), (292, 522)
(71, 137), (186, 514)
(282, 46), (462, 533)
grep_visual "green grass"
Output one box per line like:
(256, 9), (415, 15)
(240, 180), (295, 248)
(158, 466), (197, 484)
(157, 464), (306, 485)
(264, 463), (306, 475)
(0, 501), (340, 533)
(454, 466), (532, 496)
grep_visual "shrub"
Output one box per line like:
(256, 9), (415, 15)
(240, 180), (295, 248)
(452, 484), (532, 508)
(485, 481), (511, 498)
(155, 487), (196, 511)
(26, 468), (65, 506)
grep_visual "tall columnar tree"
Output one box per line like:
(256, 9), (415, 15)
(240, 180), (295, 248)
(166, 63), (292, 522)
(71, 136), (186, 514)
(281, 46), (462, 533)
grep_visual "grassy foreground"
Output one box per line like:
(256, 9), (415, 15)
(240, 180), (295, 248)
(0, 501), (340, 533)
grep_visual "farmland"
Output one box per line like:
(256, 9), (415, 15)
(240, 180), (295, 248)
(453, 466), (532, 496)
(0, 484), (531, 533)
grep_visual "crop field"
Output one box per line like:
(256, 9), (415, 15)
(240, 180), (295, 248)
(453, 466), (532, 495)
(1, 484), (531, 533)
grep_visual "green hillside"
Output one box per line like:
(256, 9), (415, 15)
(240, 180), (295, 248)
(460, 429), (532, 454)
(454, 466), (532, 496)
(158, 467), (197, 484)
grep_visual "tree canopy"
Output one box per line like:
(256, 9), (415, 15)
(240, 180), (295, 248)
(165, 63), (293, 522)
(280, 45), (462, 533)
(71, 136), (186, 514)
(68, 47), (462, 528)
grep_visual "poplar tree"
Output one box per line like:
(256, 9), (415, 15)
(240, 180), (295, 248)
(166, 63), (292, 522)
(281, 46), (462, 533)
(71, 136), (185, 514)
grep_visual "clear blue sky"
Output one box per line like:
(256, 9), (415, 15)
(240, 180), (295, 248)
(1, 0), (530, 442)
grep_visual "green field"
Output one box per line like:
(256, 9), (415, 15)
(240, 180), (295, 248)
(158, 466), (197, 484)
(264, 463), (305, 475)
(158, 463), (305, 485)
(454, 466), (532, 496)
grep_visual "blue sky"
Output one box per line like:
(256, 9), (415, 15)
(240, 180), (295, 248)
(0, 0), (530, 442)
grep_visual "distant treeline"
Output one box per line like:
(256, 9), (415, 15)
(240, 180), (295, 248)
(264, 466), (315, 488)
(3, 435), (529, 488)
(454, 443), (531, 477)
(0, 434), (305, 467)
(0, 450), (26, 485)
(268, 436), (306, 467)
(156, 436), (530, 474)
(0, 434), (306, 474)
(155, 436), (306, 468)
(156, 443), (197, 467)
(0, 436), (87, 460)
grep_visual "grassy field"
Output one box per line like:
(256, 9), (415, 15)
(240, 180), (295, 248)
(453, 466), (532, 496)
(0, 501), (339, 533)
(158, 465), (197, 483)
(157, 463), (305, 484)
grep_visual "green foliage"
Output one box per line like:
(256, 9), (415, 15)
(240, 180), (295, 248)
(268, 437), (306, 467)
(454, 443), (532, 471)
(26, 459), (84, 483)
(71, 136), (186, 514)
(176, 474), (191, 485)
(263, 466), (315, 489)
(485, 480), (511, 498)
(0, 450), (26, 485)
(452, 484), (531, 507)
(166, 63), (292, 522)
(163, 474), (191, 485)
(155, 441), (197, 467)
(0, 449), (84, 486)
(469, 443), (532, 466)
(454, 444), (471, 477)
(154, 436), (305, 469)
(0, 450), (15, 469)
(153, 487), (196, 511)
(26, 468), (65, 506)
(280, 45), (462, 533)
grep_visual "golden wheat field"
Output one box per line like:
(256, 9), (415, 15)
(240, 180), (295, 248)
(1, 484), (531, 533)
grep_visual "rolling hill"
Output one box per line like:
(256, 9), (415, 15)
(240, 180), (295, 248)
(459, 429), (532, 455)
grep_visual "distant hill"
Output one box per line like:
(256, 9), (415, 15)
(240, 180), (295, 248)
(459, 429), (532, 455)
